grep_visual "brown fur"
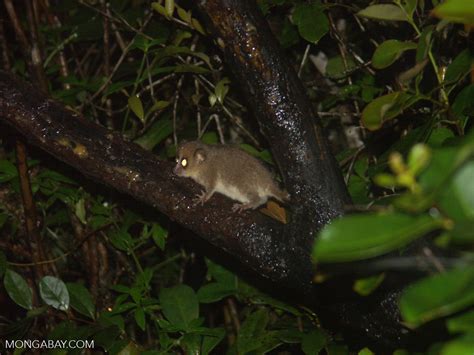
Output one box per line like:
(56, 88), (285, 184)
(174, 141), (289, 211)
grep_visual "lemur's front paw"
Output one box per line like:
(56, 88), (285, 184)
(193, 190), (209, 206)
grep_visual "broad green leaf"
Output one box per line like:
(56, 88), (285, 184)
(326, 55), (357, 79)
(361, 91), (417, 131)
(135, 307), (146, 331)
(447, 309), (474, 334)
(313, 213), (444, 263)
(149, 100), (170, 114)
(215, 78), (230, 105)
(151, 223), (167, 250)
(400, 266), (474, 326)
(437, 159), (474, 222)
(407, 144), (431, 176)
(67, 283), (95, 319)
(75, 198), (87, 224)
(450, 220), (474, 243)
(441, 334), (474, 355)
(4, 269), (33, 310)
(359, 348), (375, 355)
(159, 285), (199, 330)
(401, 0), (418, 19)
(208, 93), (217, 107)
(151, 2), (167, 17)
(301, 329), (326, 355)
(128, 95), (144, 122)
(109, 229), (134, 252)
(293, 3), (329, 44)
(357, 4), (407, 22)
(174, 63), (209, 74)
(452, 84), (474, 118)
(39, 276), (70, 311)
(427, 127), (454, 147)
(197, 283), (236, 303)
(372, 40), (417, 69)
(236, 309), (269, 354)
(164, 0), (175, 17)
(201, 328), (225, 354)
(432, 0), (474, 24)
(0, 160), (18, 182)
(416, 26), (434, 62)
(353, 273), (386, 296)
(445, 49), (474, 84)
(134, 118), (173, 151)
(191, 18), (206, 35)
(177, 7), (192, 24)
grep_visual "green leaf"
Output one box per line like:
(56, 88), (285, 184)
(441, 334), (474, 355)
(437, 159), (474, 222)
(197, 282), (236, 303)
(353, 273), (386, 296)
(135, 307), (146, 331)
(301, 329), (326, 355)
(109, 228), (134, 252)
(151, 223), (167, 250)
(4, 269), (33, 310)
(39, 276), (70, 311)
(359, 348), (375, 355)
(445, 49), (474, 84)
(313, 213), (444, 263)
(74, 198), (87, 224)
(407, 144), (431, 176)
(174, 63), (210, 74)
(427, 127), (455, 147)
(432, 0), (474, 24)
(67, 283), (95, 319)
(201, 328), (226, 354)
(452, 84), (474, 118)
(176, 6), (192, 24)
(293, 3), (329, 44)
(450, 220), (474, 243)
(361, 91), (417, 131)
(134, 118), (173, 151)
(236, 309), (269, 353)
(149, 100), (171, 114)
(372, 40), (417, 69)
(326, 55), (357, 79)
(151, 2), (168, 17)
(400, 266), (474, 326)
(164, 0), (175, 17)
(0, 160), (18, 182)
(357, 4), (408, 22)
(447, 309), (474, 334)
(128, 95), (145, 122)
(416, 26), (434, 62)
(214, 78), (230, 105)
(159, 285), (199, 330)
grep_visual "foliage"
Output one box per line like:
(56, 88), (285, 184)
(0, 0), (472, 354)
(311, 0), (474, 354)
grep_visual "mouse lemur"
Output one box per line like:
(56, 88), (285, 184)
(174, 141), (289, 212)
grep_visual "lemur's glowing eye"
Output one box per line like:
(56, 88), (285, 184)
(181, 158), (188, 167)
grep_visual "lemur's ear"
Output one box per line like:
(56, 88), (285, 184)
(194, 148), (206, 163)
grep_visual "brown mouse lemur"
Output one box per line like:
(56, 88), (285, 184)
(174, 141), (289, 212)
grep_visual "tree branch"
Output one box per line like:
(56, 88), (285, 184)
(196, 0), (351, 231)
(0, 70), (313, 291)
